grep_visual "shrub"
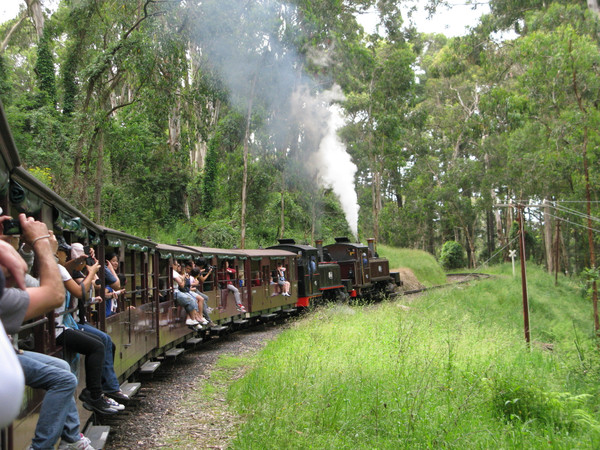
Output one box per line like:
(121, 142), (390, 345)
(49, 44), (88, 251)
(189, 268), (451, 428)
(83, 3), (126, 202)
(439, 240), (466, 270)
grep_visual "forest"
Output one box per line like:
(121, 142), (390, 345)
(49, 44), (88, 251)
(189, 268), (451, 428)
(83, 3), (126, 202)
(1, 0), (599, 276)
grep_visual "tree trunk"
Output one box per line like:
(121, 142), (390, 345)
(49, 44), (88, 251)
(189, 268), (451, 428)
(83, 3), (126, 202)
(372, 162), (382, 242)
(0, 13), (26, 53)
(25, 0), (44, 39)
(168, 90), (181, 153)
(583, 126), (599, 335)
(94, 130), (104, 223)
(543, 199), (554, 273)
(279, 182), (285, 239)
(588, 0), (600, 17)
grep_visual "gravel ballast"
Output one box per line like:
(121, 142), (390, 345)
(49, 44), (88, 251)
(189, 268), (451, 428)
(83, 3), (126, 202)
(105, 323), (284, 449)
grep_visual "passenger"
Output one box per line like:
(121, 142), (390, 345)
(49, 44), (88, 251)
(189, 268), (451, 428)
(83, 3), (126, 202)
(276, 261), (291, 297)
(105, 274), (126, 318)
(172, 262), (204, 329)
(104, 252), (121, 290)
(55, 240), (123, 415)
(308, 256), (317, 276)
(270, 268), (281, 296)
(69, 243), (130, 404)
(218, 260), (246, 312)
(188, 259), (216, 326)
(0, 215), (94, 449)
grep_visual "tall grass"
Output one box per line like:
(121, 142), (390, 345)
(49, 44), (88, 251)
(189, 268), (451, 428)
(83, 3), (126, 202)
(227, 264), (600, 448)
(378, 245), (447, 287)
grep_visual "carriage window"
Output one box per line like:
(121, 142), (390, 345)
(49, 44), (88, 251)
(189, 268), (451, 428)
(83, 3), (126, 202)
(250, 260), (262, 286)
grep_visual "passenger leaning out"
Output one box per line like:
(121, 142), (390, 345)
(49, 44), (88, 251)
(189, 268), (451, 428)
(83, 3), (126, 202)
(276, 261), (291, 296)
(218, 260), (246, 312)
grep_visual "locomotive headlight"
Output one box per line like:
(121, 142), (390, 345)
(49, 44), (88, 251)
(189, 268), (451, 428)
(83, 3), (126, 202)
(328, 272), (333, 279)
(378, 265), (383, 272)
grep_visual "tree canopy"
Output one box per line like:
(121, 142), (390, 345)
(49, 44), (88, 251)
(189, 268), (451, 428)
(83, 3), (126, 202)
(1, 0), (600, 275)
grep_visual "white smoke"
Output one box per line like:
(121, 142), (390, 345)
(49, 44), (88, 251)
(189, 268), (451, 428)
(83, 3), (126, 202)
(189, 0), (361, 238)
(289, 84), (360, 239)
(315, 97), (359, 240)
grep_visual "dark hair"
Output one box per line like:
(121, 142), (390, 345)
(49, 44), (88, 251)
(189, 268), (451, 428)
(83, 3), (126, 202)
(106, 252), (119, 261)
(184, 260), (194, 268)
(196, 257), (207, 268)
(118, 274), (127, 285)
(190, 268), (200, 277)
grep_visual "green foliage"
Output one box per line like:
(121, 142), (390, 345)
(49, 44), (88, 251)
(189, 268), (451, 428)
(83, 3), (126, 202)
(0, 55), (11, 104)
(487, 375), (593, 430)
(34, 28), (57, 107)
(27, 167), (53, 187)
(439, 240), (466, 270)
(201, 131), (220, 215)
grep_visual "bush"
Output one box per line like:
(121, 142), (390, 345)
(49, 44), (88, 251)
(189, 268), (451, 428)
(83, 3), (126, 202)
(439, 240), (466, 270)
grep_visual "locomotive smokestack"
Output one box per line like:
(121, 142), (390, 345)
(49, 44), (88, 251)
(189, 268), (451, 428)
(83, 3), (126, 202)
(367, 238), (375, 256)
(315, 239), (324, 262)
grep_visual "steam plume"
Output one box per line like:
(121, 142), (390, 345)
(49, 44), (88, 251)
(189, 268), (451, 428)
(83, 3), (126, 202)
(189, 0), (360, 237)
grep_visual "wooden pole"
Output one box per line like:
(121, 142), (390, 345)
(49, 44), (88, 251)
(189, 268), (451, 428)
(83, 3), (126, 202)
(554, 219), (560, 286)
(518, 205), (530, 344)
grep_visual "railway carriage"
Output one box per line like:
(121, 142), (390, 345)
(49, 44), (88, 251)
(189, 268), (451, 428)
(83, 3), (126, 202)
(268, 239), (348, 306)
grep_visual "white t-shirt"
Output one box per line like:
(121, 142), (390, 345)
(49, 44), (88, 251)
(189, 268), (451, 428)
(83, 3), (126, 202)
(0, 320), (24, 428)
(55, 265), (76, 337)
(173, 270), (182, 291)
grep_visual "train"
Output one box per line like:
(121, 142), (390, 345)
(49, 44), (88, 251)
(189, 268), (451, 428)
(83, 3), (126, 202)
(0, 100), (401, 450)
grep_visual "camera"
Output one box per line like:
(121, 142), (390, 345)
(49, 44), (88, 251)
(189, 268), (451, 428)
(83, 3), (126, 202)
(3, 218), (21, 235)
(83, 245), (95, 265)
(208, 265), (217, 270)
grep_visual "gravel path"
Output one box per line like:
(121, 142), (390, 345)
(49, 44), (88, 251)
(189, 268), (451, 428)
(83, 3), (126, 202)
(104, 323), (284, 449)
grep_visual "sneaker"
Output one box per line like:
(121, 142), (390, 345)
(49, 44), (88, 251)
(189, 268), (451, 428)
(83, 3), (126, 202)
(185, 318), (199, 326)
(194, 323), (203, 331)
(104, 395), (125, 411)
(79, 390), (118, 414)
(105, 390), (130, 403)
(207, 321), (217, 327)
(199, 318), (209, 325)
(206, 306), (214, 314)
(58, 434), (95, 450)
(236, 305), (246, 312)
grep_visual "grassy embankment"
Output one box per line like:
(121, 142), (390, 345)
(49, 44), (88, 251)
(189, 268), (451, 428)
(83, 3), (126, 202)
(377, 245), (446, 287)
(222, 262), (600, 448)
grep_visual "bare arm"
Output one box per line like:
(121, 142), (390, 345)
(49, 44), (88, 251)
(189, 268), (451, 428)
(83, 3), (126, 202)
(20, 215), (65, 320)
(0, 239), (27, 290)
(63, 263), (100, 300)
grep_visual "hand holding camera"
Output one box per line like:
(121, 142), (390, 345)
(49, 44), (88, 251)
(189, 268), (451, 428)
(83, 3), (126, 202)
(83, 246), (96, 266)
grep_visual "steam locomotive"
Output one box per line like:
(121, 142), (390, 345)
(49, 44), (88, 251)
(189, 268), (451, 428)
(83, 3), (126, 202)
(0, 100), (401, 449)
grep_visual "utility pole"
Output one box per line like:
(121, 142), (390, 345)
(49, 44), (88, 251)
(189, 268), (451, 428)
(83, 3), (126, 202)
(518, 205), (531, 344)
(554, 219), (560, 286)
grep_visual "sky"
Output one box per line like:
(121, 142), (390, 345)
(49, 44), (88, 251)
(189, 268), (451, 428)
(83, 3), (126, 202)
(1, 0), (488, 37)
(359, 2), (490, 37)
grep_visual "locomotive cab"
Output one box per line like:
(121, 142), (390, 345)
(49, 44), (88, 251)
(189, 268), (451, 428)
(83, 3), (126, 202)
(322, 237), (372, 292)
